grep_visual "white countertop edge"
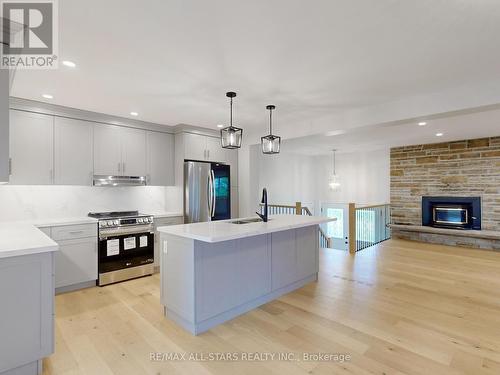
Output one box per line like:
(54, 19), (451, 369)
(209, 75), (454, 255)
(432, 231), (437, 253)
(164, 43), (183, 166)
(0, 224), (59, 259)
(0, 243), (59, 259)
(157, 215), (335, 243)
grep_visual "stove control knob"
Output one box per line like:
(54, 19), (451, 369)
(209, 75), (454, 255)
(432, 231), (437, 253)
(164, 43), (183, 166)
(106, 220), (114, 226)
(100, 221), (106, 227)
(138, 218), (144, 223)
(148, 217), (153, 223)
(113, 220), (119, 226)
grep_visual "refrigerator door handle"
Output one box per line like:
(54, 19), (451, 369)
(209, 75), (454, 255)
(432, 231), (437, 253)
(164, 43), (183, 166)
(207, 174), (212, 220)
(211, 170), (216, 217)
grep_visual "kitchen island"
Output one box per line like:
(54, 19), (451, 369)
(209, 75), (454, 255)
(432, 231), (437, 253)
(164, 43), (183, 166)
(157, 214), (334, 335)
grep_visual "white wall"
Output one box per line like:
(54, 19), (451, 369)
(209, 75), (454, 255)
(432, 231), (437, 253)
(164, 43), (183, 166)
(243, 147), (390, 216)
(315, 149), (390, 206)
(0, 185), (182, 222)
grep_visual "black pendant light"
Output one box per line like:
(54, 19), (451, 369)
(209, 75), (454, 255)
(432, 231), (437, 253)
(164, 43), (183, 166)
(220, 92), (243, 149)
(261, 105), (281, 154)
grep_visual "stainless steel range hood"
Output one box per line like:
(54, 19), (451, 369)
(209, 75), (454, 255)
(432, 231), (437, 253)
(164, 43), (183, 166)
(93, 175), (147, 187)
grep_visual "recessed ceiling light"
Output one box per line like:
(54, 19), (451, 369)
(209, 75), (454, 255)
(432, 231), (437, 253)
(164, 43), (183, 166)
(217, 124), (224, 128)
(62, 60), (76, 68)
(130, 112), (139, 116)
(42, 94), (53, 99)
(436, 132), (443, 137)
(418, 122), (427, 126)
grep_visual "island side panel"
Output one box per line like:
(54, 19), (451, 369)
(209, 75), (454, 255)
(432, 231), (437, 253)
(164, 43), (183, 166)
(271, 229), (298, 290)
(160, 233), (196, 331)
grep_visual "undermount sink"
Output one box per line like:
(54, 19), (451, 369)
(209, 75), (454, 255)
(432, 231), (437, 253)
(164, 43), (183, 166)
(230, 218), (269, 224)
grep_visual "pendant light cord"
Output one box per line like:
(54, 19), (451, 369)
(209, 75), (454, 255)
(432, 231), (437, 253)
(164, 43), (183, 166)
(229, 97), (233, 127)
(269, 107), (273, 134)
(333, 150), (336, 175)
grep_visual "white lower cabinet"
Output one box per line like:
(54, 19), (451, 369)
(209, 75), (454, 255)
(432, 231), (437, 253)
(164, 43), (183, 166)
(42, 223), (98, 291)
(54, 237), (98, 289)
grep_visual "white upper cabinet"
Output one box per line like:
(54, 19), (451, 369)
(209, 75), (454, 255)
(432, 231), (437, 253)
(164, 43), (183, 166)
(182, 133), (226, 163)
(9, 110), (54, 185)
(94, 124), (146, 177)
(147, 131), (174, 186)
(54, 117), (93, 185)
(93, 124), (122, 176)
(121, 127), (147, 177)
(0, 70), (8, 183)
(183, 133), (207, 161)
(206, 136), (226, 163)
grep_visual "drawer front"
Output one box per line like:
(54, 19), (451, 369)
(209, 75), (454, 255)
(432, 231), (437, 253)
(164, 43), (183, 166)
(51, 223), (97, 241)
(155, 216), (183, 228)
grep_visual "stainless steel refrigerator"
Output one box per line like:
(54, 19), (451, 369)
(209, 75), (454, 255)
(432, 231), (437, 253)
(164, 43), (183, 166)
(184, 161), (231, 223)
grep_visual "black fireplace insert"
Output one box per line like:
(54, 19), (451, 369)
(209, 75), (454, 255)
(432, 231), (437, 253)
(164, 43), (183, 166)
(422, 196), (481, 230)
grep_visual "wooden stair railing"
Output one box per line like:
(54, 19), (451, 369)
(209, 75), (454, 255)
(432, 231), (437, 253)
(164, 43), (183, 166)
(260, 201), (331, 248)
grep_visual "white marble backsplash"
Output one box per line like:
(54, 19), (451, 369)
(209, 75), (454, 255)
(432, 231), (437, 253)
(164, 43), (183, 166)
(0, 185), (182, 222)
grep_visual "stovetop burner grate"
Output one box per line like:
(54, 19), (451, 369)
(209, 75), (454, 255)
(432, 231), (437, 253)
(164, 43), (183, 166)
(88, 211), (140, 219)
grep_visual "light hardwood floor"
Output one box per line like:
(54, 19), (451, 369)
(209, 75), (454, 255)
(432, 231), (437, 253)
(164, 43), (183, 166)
(44, 239), (500, 375)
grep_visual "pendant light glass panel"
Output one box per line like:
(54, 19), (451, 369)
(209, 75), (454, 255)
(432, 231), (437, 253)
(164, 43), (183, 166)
(261, 134), (281, 154)
(221, 126), (242, 149)
(221, 91), (242, 149)
(261, 105), (281, 154)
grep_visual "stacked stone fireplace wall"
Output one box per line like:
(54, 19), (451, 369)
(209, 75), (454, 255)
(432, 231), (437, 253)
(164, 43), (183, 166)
(390, 136), (500, 234)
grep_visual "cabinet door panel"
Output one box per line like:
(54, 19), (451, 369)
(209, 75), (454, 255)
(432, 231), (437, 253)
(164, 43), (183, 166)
(0, 252), (54, 372)
(93, 124), (121, 175)
(147, 131), (174, 185)
(55, 238), (97, 288)
(296, 226), (318, 279)
(234, 235), (271, 305)
(206, 136), (226, 163)
(271, 229), (297, 290)
(183, 133), (206, 161)
(9, 110), (54, 185)
(196, 240), (239, 321)
(121, 127), (147, 176)
(0, 70), (8, 183)
(54, 117), (93, 185)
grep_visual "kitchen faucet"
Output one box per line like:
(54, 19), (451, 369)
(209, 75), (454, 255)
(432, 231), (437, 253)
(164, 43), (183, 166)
(256, 188), (268, 222)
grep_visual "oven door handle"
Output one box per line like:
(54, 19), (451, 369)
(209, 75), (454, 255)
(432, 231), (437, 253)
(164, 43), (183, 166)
(99, 225), (154, 238)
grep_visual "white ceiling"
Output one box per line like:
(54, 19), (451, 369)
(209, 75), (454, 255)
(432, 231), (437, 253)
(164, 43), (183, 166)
(11, 0), (500, 142)
(283, 105), (500, 155)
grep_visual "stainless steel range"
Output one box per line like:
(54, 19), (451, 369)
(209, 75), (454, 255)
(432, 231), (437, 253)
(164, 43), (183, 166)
(88, 211), (155, 286)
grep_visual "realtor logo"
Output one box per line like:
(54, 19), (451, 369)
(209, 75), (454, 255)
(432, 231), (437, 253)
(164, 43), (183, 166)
(1, 0), (58, 69)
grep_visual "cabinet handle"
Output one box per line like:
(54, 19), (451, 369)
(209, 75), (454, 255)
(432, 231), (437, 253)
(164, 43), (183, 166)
(49, 169), (54, 183)
(8, 158), (12, 175)
(207, 149), (210, 160)
(69, 230), (84, 235)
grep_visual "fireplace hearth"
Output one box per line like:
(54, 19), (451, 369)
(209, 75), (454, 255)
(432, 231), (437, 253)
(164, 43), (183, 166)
(422, 196), (481, 230)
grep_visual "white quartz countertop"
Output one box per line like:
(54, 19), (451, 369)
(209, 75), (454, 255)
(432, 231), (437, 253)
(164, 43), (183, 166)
(0, 223), (58, 259)
(157, 214), (335, 243)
